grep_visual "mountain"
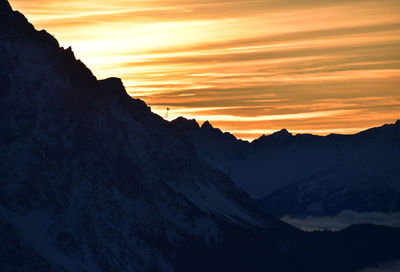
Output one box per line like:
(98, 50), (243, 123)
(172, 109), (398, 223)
(170, 118), (250, 162)
(1, 1), (400, 271)
(173, 118), (400, 200)
(0, 2), (282, 270)
(172, 113), (400, 219)
(172, 118), (400, 217)
(257, 121), (400, 218)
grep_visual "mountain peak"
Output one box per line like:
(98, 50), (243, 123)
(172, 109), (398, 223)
(171, 117), (200, 129)
(0, 0), (12, 14)
(395, 119), (400, 126)
(201, 120), (214, 129)
(99, 77), (127, 96)
(271, 128), (292, 137)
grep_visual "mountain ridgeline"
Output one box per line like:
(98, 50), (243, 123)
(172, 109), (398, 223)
(171, 117), (400, 218)
(1, 1), (400, 271)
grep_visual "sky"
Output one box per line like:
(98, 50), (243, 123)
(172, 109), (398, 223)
(9, 0), (400, 140)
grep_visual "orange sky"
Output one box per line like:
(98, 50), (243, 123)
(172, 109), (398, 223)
(9, 0), (400, 140)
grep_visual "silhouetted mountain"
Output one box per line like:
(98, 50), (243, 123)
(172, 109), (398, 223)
(1, 1), (400, 271)
(257, 121), (400, 218)
(171, 117), (250, 161)
(173, 116), (400, 217)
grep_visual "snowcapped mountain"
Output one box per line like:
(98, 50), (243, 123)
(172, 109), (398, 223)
(1, 1), (400, 271)
(257, 121), (400, 218)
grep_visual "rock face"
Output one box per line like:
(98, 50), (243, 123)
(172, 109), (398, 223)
(1, 1), (400, 271)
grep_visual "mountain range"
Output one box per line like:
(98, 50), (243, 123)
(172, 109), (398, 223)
(172, 116), (400, 219)
(1, 0), (399, 271)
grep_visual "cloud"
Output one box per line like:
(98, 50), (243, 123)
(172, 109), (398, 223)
(281, 210), (400, 232)
(358, 260), (400, 272)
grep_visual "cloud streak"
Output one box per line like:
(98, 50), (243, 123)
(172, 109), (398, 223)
(9, 0), (400, 139)
(281, 210), (400, 232)
(359, 261), (400, 272)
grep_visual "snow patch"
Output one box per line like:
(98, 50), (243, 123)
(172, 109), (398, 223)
(0, 204), (101, 272)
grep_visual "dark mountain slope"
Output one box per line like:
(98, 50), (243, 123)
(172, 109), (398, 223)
(0, 2), (287, 270)
(257, 122), (400, 217)
(177, 117), (400, 218)
(172, 115), (400, 218)
(173, 117), (399, 200)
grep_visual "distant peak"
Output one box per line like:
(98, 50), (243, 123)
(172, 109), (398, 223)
(271, 128), (292, 137)
(201, 120), (214, 130)
(395, 120), (400, 126)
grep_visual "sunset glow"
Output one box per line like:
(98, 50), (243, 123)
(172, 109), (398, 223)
(10, 0), (400, 140)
